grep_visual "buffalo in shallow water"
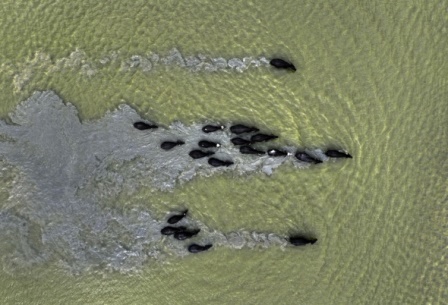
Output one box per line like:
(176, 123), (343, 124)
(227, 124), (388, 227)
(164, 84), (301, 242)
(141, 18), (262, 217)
(250, 134), (278, 143)
(202, 125), (225, 133)
(189, 150), (214, 159)
(295, 151), (322, 164)
(325, 149), (352, 159)
(161, 226), (187, 236)
(208, 158), (234, 167)
(231, 137), (251, 146)
(269, 58), (296, 72)
(240, 145), (265, 155)
(161, 140), (185, 150)
(198, 140), (220, 148)
(267, 149), (289, 157)
(173, 229), (201, 240)
(289, 236), (317, 246)
(230, 124), (259, 135)
(133, 121), (158, 130)
(167, 210), (188, 224)
(188, 244), (213, 253)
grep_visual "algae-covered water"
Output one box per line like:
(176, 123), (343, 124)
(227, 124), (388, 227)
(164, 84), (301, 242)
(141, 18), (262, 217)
(0, 1), (446, 304)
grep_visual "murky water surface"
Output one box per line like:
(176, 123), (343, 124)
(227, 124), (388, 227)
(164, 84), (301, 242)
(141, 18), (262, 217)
(0, 1), (446, 304)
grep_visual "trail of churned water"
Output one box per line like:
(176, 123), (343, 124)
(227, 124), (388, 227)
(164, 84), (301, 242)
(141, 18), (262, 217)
(11, 48), (271, 92)
(0, 91), (327, 274)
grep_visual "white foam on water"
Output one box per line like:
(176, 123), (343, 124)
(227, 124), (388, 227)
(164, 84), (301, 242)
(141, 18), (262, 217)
(9, 48), (272, 92)
(0, 91), (320, 275)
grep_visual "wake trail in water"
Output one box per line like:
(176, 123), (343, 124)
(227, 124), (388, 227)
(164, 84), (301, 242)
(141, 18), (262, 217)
(0, 91), (322, 274)
(7, 48), (272, 92)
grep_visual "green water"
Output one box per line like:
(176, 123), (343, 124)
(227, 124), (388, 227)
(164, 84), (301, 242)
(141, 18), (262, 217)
(0, 1), (446, 304)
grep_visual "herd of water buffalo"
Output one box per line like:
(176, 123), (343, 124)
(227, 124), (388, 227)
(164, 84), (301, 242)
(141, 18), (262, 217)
(133, 120), (351, 166)
(133, 58), (352, 254)
(159, 209), (319, 254)
(161, 210), (212, 253)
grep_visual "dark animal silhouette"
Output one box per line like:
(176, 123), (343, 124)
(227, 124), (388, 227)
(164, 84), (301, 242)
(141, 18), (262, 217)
(189, 150), (215, 159)
(161, 140), (185, 151)
(199, 140), (220, 148)
(173, 229), (201, 241)
(231, 137), (251, 146)
(295, 151), (322, 164)
(202, 125), (225, 133)
(250, 134), (278, 143)
(161, 226), (187, 236)
(188, 244), (213, 253)
(167, 210), (188, 224)
(133, 122), (158, 130)
(289, 236), (317, 246)
(269, 58), (296, 72)
(325, 149), (352, 159)
(267, 149), (288, 157)
(240, 146), (265, 155)
(208, 158), (234, 167)
(230, 124), (259, 135)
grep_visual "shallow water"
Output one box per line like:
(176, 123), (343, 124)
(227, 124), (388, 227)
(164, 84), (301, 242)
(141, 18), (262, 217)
(0, 1), (446, 304)
(0, 90), (314, 274)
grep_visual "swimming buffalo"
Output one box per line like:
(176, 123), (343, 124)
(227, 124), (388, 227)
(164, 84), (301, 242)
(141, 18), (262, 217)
(167, 210), (188, 224)
(231, 137), (251, 146)
(161, 141), (185, 150)
(250, 134), (278, 143)
(208, 158), (234, 167)
(230, 124), (259, 135)
(133, 122), (158, 130)
(289, 236), (317, 246)
(269, 58), (296, 72)
(189, 150), (215, 159)
(199, 140), (221, 148)
(202, 125), (225, 133)
(173, 229), (201, 240)
(188, 244), (213, 253)
(325, 149), (352, 159)
(161, 226), (187, 236)
(240, 145), (265, 155)
(267, 149), (289, 157)
(295, 151), (322, 164)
